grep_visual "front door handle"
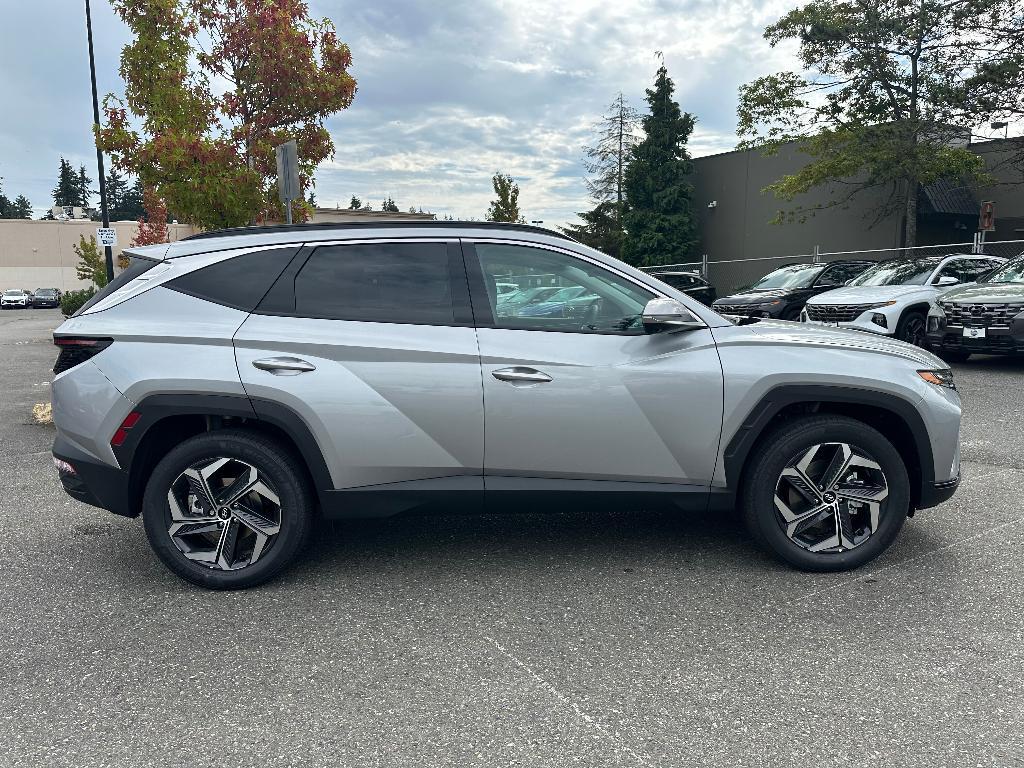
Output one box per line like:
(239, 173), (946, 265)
(252, 357), (316, 375)
(491, 366), (553, 384)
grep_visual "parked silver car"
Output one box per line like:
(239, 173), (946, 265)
(51, 222), (962, 588)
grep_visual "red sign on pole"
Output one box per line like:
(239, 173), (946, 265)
(979, 201), (996, 232)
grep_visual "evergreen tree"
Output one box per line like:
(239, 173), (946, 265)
(381, 196), (399, 212)
(52, 158), (79, 207)
(584, 93), (641, 213)
(562, 93), (641, 256)
(10, 195), (32, 219)
(485, 172), (524, 223)
(118, 179), (146, 221)
(560, 202), (625, 259)
(0, 178), (9, 218)
(622, 64), (698, 267)
(349, 195), (361, 209)
(106, 169), (127, 214)
(76, 165), (94, 208)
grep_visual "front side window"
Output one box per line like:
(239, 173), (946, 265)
(293, 242), (457, 324)
(816, 262), (868, 286)
(474, 243), (654, 334)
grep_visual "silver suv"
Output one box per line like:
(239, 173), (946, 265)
(51, 223), (962, 589)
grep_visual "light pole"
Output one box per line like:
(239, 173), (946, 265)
(85, 0), (113, 282)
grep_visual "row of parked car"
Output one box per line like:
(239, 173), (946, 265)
(677, 252), (1024, 361)
(1, 288), (62, 309)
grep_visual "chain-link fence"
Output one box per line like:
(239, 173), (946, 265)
(639, 239), (1024, 290)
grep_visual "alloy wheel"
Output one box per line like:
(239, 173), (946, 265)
(167, 457), (282, 570)
(773, 442), (888, 553)
(900, 315), (926, 347)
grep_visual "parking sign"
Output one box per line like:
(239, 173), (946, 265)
(96, 227), (117, 247)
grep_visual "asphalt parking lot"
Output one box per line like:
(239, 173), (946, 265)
(1, 308), (1022, 768)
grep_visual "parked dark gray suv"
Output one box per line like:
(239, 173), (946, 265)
(51, 222), (961, 589)
(928, 253), (1024, 360)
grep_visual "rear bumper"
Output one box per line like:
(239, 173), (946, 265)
(53, 435), (134, 518)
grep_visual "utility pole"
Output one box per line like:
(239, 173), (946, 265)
(85, 0), (113, 282)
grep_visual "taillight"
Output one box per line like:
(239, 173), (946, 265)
(111, 411), (142, 447)
(52, 336), (112, 374)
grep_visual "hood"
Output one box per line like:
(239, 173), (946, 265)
(807, 284), (935, 304)
(715, 288), (800, 304)
(939, 282), (1024, 304)
(741, 319), (945, 368)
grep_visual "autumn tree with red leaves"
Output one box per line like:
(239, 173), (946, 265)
(98, 0), (356, 230)
(131, 187), (169, 248)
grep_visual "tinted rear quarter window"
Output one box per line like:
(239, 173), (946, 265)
(292, 242), (458, 324)
(73, 257), (160, 316)
(167, 247), (297, 311)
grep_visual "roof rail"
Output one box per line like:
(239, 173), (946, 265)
(182, 220), (574, 242)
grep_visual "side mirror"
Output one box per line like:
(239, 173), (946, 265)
(935, 275), (959, 286)
(642, 298), (705, 333)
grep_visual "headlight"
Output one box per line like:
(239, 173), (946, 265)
(918, 369), (956, 390)
(758, 300), (782, 309)
(866, 300), (897, 310)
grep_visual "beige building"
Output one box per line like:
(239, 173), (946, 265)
(0, 219), (195, 292)
(0, 208), (436, 292)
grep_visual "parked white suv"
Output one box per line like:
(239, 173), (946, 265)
(802, 254), (1005, 346)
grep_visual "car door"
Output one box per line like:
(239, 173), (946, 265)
(465, 239), (724, 493)
(233, 239), (484, 492)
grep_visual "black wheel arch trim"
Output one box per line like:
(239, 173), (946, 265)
(114, 393), (335, 511)
(722, 384), (936, 506)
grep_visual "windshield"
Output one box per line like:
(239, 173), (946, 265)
(3, 290), (25, 296)
(35, 289), (56, 296)
(849, 258), (941, 286)
(547, 286), (586, 302)
(981, 256), (1024, 284)
(750, 264), (824, 290)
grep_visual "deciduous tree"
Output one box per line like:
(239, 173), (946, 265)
(486, 172), (524, 223)
(622, 65), (698, 267)
(99, 0), (357, 230)
(132, 186), (169, 248)
(737, 0), (1024, 247)
(73, 235), (108, 288)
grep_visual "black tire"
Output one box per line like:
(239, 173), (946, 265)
(895, 311), (927, 347)
(142, 429), (314, 589)
(740, 415), (910, 572)
(781, 306), (801, 322)
(938, 350), (971, 364)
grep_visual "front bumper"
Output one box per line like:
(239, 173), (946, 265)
(919, 475), (960, 509)
(1, 301), (28, 308)
(801, 310), (895, 336)
(926, 311), (1024, 356)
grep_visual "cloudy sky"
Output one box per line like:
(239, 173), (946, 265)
(1, 0), (802, 226)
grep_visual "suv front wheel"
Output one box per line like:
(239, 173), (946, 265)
(142, 430), (314, 589)
(741, 415), (910, 571)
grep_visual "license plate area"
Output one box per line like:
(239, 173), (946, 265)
(963, 327), (986, 339)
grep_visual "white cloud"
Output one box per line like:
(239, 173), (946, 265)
(1, 0), (804, 225)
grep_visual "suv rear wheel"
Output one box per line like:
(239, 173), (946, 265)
(740, 415), (910, 571)
(142, 430), (314, 589)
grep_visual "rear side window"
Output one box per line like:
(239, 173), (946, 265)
(74, 257), (160, 316)
(292, 242), (458, 324)
(167, 247), (296, 311)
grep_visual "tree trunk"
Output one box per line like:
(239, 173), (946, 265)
(904, 178), (919, 250)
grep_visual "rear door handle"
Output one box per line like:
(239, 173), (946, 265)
(252, 357), (316, 375)
(491, 366), (553, 384)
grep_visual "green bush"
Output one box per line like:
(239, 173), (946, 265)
(60, 287), (96, 318)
